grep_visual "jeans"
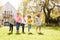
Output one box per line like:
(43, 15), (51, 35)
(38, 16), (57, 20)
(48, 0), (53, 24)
(28, 24), (31, 32)
(9, 23), (13, 32)
(21, 23), (25, 32)
(16, 22), (20, 32)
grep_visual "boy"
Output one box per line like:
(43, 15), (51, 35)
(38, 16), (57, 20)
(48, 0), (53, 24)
(27, 15), (32, 33)
(21, 15), (26, 33)
(9, 14), (14, 33)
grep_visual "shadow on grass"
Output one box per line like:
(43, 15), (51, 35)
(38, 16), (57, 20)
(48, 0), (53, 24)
(42, 25), (60, 30)
(22, 32), (26, 34)
(38, 33), (44, 35)
(8, 32), (13, 35)
(15, 33), (21, 35)
(28, 33), (33, 35)
(48, 26), (60, 30)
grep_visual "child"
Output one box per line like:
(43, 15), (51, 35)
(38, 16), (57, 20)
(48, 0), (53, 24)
(35, 13), (41, 33)
(9, 14), (14, 33)
(27, 15), (32, 33)
(15, 13), (22, 33)
(21, 15), (26, 33)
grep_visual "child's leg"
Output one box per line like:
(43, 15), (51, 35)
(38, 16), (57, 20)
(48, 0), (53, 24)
(16, 22), (20, 33)
(28, 24), (31, 32)
(9, 24), (11, 31)
(39, 26), (41, 32)
(9, 23), (13, 33)
(28, 24), (30, 32)
(36, 26), (38, 32)
(11, 24), (13, 33)
(22, 23), (25, 33)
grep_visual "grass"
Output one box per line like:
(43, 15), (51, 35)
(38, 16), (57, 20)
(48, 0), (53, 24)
(0, 26), (60, 40)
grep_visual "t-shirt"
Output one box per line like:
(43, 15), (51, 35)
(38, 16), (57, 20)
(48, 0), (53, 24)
(27, 18), (32, 24)
(35, 16), (41, 26)
(21, 17), (26, 24)
(9, 17), (14, 25)
(15, 15), (22, 23)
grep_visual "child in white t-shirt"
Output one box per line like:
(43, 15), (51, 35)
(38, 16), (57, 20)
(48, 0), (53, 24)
(21, 15), (26, 33)
(35, 13), (42, 33)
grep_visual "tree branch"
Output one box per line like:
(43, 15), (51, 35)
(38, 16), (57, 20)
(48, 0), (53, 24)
(50, 1), (55, 11)
(43, 4), (47, 16)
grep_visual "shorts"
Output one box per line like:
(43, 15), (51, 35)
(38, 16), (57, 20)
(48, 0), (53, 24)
(36, 22), (41, 26)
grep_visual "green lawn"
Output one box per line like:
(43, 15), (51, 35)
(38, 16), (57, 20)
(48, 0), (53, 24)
(0, 26), (60, 40)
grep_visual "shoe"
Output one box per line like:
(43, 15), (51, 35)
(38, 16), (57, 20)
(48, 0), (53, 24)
(11, 31), (13, 33)
(22, 32), (25, 34)
(9, 30), (11, 31)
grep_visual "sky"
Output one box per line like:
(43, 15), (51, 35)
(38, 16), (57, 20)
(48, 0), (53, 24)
(0, 0), (23, 9)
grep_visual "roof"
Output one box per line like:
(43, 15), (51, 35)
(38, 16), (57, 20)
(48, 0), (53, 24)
(4, 2), (16, 10)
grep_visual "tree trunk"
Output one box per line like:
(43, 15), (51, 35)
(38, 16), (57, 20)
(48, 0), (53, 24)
(44, 9), (51, 25)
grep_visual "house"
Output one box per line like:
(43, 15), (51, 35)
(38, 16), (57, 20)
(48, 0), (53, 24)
(2, 2), (17, 26)
(3, 2), (16, 17)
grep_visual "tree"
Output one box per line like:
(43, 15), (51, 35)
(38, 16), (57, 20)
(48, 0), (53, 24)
(43, 0), (55, 25)
(23, 0), (60, 25)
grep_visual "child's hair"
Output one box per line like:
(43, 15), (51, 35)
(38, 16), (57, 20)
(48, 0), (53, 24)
(27, 15), (31, 18)
(36, 13), (40, 17)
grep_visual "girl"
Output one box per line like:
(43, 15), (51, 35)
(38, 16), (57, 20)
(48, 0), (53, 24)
(35, 13), (42, 33)
(15, 13), (22, 33)
(27, 15), (32, 33)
